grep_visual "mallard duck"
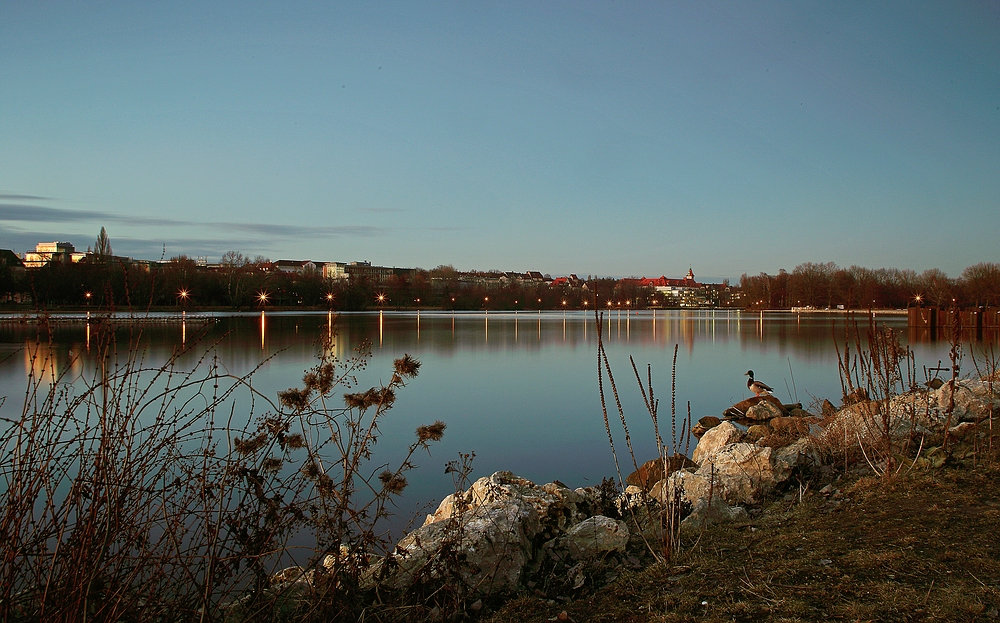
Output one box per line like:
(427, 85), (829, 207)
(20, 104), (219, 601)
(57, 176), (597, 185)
(745, 370), (774, 396)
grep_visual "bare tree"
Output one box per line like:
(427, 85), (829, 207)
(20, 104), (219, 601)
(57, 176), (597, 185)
(961, 263), (1000, 307)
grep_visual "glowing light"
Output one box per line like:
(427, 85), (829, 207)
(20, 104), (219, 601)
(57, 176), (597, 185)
(257, 291), (269, 306)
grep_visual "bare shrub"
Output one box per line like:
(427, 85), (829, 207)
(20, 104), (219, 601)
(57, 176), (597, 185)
(0, 317), (443, 621)
(832, 312), (919, 477)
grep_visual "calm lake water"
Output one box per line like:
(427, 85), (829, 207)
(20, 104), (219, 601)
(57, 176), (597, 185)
(0, 309), (982, 531)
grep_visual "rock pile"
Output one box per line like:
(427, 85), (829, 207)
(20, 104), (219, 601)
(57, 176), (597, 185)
(266, 377), (999, 605)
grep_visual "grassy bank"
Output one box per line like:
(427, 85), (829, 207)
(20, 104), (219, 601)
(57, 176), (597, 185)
(488, 462), (1000, 622)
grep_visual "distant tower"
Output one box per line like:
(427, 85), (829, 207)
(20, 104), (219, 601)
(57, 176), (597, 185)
(685, 267), (695, 281)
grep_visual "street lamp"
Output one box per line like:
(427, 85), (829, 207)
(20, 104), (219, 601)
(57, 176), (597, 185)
(257, 291), (269, 307)
(84, 291), (92, 306)
(376, 293), (387, 306)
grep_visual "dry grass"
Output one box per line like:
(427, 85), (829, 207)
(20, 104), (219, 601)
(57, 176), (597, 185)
(486, 458), (1000, 622)
(0, 318), (444, 622)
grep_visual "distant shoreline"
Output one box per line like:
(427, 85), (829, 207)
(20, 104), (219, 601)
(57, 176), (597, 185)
(784, 307), (908, 315)
(0, 307), (912, 327)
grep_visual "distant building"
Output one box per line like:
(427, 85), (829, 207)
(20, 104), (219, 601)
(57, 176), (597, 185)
(550, 274), (585, 288)
(458, 271), (505, 288)
(321, 261), (348, 280)
(0, 249), (25, 269)
(628, 268), (718, 307)
(344, 261), (414, 284)
(23, 242), (76, 268)
(273, 259), (318, 274)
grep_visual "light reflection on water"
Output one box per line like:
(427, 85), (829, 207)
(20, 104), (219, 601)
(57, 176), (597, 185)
(0, 310), (982, 533)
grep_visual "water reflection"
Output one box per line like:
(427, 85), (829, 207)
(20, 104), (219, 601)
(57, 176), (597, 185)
(5, 309), (986, 398)
(0, 309), (992, 532)
(9, 309), (980, 355)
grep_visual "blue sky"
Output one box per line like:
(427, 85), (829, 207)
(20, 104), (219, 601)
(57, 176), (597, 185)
(1, 1), (997, 281)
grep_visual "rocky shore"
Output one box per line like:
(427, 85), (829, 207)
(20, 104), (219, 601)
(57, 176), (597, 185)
(257, 374), (999, 620)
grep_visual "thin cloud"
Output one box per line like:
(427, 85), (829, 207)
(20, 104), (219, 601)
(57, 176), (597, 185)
(0, 194), (54, 201)
(211, 222), (387, 237)
(0, 204), (389, 238)
(0, 203), (107, 222)
(0, 204), (177, 227)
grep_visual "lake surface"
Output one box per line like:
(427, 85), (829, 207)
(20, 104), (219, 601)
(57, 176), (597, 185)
(0, 309), (983, 531)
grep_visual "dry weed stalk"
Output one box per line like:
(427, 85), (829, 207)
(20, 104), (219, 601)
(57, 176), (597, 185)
(833, 312), (916, 478)
(970, 341), (999, 463)
(0, 315), (443, 622)
(595, 312), (690, 562)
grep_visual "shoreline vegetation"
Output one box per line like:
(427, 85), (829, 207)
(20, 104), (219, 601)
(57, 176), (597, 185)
(1, 310), (998, 621)
(2, 243), (999, 312)
(0, 307), (912, 321)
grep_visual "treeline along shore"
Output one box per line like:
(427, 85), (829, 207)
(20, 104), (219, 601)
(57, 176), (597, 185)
(1, 252), (998, 312)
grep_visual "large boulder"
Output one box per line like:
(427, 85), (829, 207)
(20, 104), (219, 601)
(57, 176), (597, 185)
(726, 394), (788, 418)
(558, 515), (629, 560)
(818, 400), (879, 450)
(388, 471), (625, 597)
(425, 471), (588, 540)
(772, 437), (821, 471)
(745, 399), (785, 421)
(745, 424), (771, 443)
(758, 416), (821, 447)
(818, 399), (915, 454)
(625, 455), (697, 491)
(934, 380), (1000, 423)
(694, 443), (792, 504)
(692, 416), (722, 438)
(383, 495), (537, 596)
(652, 469), (712, 508)
(692, 421), (742, 464)
(682, 494), (747, 532)
(648, 470), (745, 532)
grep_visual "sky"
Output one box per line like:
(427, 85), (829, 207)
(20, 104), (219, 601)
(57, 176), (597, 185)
(1, 1), (998, 281)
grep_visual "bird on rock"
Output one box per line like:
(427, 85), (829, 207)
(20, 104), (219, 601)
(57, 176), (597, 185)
(745, 370), (774, 396)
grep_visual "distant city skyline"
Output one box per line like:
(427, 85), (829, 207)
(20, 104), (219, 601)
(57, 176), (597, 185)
(2, 2), (998, 281)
